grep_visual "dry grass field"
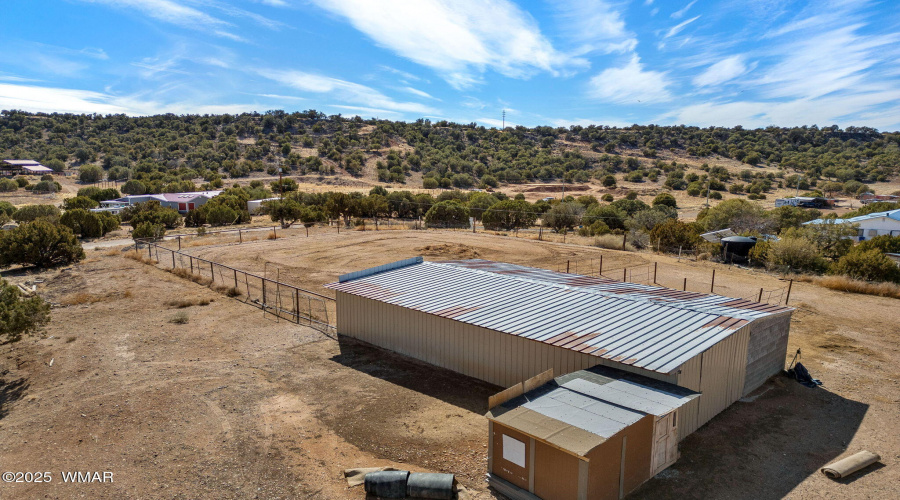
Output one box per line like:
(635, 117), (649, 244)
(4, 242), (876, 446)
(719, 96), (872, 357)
(0, 227), (898, 499)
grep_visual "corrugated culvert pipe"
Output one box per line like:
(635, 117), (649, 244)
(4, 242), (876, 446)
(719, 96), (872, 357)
(364, 470), (410, 498)
(407, 473), (455, 499)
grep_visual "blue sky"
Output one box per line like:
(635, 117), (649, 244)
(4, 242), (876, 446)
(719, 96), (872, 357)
(2, 0), (899, 130)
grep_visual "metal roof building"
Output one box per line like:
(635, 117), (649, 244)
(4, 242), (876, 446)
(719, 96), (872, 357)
(486, 365), (698, 500)
(326, 258), (793, 439)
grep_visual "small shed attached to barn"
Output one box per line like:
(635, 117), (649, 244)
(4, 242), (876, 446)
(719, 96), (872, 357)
(486, 365), (698, 500)
(325, 258), (793, 440)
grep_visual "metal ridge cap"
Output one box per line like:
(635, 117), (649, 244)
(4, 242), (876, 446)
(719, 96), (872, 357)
(428, 260), (775, 321)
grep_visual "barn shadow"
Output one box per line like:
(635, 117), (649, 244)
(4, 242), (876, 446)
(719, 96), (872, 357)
(330, 335), (500, 415)
(0, 370), (29, 420)
(631, 376), (870, 500)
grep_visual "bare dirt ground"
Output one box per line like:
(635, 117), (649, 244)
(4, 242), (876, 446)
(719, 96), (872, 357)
(0, 228), (897, 499)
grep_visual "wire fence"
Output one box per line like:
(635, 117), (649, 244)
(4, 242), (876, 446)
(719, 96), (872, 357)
(557, 257), (793, 306)
(135, 239), (336, 336)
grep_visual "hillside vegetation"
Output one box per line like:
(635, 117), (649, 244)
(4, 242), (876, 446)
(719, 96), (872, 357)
(1, 110), (899, 198)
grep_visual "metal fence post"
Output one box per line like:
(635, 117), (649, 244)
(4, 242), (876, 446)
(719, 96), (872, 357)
(171, 251), (176, 269)
(623, 268), (627, 282)
(683, 278), (687, 291)
(599, 255), (603, 275)
(234, 269), (238, 289)
(758, 288), (764, 302)
(710, 269), (716, 293)
(653, 262), (657, 283)
(566, 260), (570, 273)
(785, 279), (793, 305)
(210, 262), (214, 282)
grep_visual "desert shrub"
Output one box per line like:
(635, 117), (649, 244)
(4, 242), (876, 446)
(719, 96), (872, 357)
(628, 207), (677, 232)
(816, 276), (900, 299)
(467, 192), (500, 221)
(652, 192), (677, 208)
(77, 187), (120, 203)
(13, 204), (60, 223)
(831, 249), (900, 282)
(593, 234), (634, 251)
(63, 196), (99, 210)
(422, 177), (439, 189)
(649, 219), (701, 253)
(766, 236), (827, 273)
(0, 201), (15, 219)
(583, 205), (627, 231)
(0, 219), (85, 268)
(121, 179), (147, 195)
(79, 164), (103, 183)
(31, 180), (60, 193)
(482, 200), (536, 231)
(60, 209), (104, 238)
(205, 204), (239, 226)
(124, 201), (182, 229)
(132, 222), (165, 240)
(579, 220), (611, 237)
(424, 201), (470, 228)
(543, 202), (583, 232)
(601, 194), (614, 202)
(169, 311), (189, 324)
(0, 178), (18, 192)
(0, 278), (51, 343)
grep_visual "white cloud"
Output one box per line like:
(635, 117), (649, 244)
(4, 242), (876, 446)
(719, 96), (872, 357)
(255, 0), (288, 6)
(309, 0), (581, 88)
(400, 86), (439, 100)
(552, 0), (637, 55)
(475, 117), (517, 129)
(331, 105), (404, 117)
(671, 0), (698, 20)
(256, 69), (438, 115)
(693, 55), (749, 87)
(664, 15), (700, 39)
(0, 82), (258, 116)
(588, 55), (672, 104)
(757, 24), (898, 100)
(81, 0), (244, 40)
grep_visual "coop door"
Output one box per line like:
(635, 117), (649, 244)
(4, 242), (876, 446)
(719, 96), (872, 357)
(651, 412), (679, 476)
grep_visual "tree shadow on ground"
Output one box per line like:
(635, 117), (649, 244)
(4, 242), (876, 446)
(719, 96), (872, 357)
(632, 375), (869, 500)
(330, 335), (500, 415)
(0, 370), (29, 420)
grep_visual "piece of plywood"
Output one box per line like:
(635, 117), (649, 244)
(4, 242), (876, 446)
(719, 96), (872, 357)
(524, 369), (554, 393)
(489, 382), (524, 409)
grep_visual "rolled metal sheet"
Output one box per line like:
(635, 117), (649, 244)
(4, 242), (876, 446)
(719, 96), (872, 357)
(821, 451), (881, 479)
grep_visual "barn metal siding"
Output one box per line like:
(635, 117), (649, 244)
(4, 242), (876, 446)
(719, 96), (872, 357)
(743, 313), (792, 395)
(335, 292), (675, 388)
(675, 323), (750, 439)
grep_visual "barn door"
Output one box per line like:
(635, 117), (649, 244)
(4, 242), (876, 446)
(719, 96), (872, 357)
(651, 412), (679, 476)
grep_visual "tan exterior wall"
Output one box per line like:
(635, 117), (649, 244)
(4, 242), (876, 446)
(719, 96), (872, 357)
(533, 441), (581, 500)
(585, 414), (654, 500)
(675, 323), (751, 440)
(335, 292), (674, 388)
(490, 422), (532, 492)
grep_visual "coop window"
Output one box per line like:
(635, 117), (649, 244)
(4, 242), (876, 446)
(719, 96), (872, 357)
(502, 435), (526, 468)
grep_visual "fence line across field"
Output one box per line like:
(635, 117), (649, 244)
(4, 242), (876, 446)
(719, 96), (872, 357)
(558, 257), (793, 306)
(136, 239), (336, 336)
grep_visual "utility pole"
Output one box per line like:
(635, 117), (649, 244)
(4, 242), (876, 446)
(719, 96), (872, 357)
(705, 176), (711, 208)
(502, 110), (506, 129)
(278, 166), (284, 199)
(795, 174), (801, 198)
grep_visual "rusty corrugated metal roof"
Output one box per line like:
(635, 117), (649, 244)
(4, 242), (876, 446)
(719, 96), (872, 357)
(325, 259), (792, 374)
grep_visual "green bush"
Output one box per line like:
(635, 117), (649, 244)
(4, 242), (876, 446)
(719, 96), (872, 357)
(31, 180), (59, 193)
(77, 187), (121, 203)
(63, 196), (99, 210)
(0, 278), (51, 344)
(60, 209), (104, 238)
(649, 219), (701, 253)
(422, 177), (439, 189)
(424, 201), (470, 228)
(766, 236), (827, 273)
(13, 204), (60, 223)
(0, 219), (85, 268)
(831, 249), (900, 282)
(79, 164), (103, 183)
(0, 179), (18, 192)
(482, 200), (536, 231)
(132, 221), (165, 240)
(0, 201), (15, 218)
(123, 201), (182, 229)
(652, 192), (677, 208)
(121, 179), (147, 195)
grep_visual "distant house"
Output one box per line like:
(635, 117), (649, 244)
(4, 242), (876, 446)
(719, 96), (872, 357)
(1, 159), (53, 176)
(804, 208), (900, 241)
(246, 197), (281, 215)
(774, 196), (835, 208)
(92, 191), (223, 215)
(858, 193), (899, 205)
